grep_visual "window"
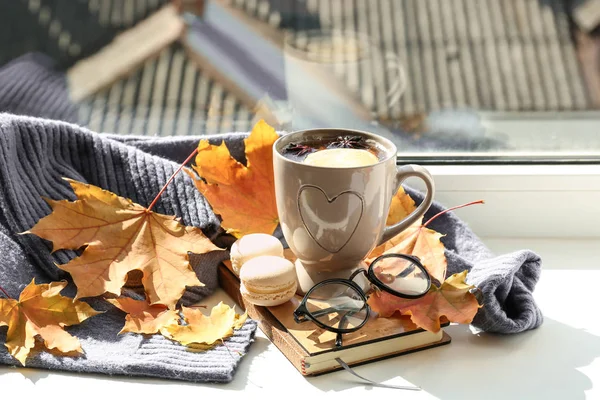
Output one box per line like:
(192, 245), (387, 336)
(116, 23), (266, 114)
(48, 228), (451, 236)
(4, 0), (599, 237)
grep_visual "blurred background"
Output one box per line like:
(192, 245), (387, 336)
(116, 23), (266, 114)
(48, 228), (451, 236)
(1, 0), (599, 163)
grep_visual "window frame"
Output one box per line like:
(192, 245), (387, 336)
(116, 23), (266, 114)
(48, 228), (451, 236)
(406, 164), (600, 238)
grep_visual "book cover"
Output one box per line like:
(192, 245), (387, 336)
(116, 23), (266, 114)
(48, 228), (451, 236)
(219, 262), (451, 376)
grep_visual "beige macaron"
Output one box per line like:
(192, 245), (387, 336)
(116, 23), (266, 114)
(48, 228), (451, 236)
(240, 255), (297, 307)
(230, 233), (284, 275)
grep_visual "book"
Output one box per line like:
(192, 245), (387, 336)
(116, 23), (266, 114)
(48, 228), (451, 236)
(219, 261), (451, 376)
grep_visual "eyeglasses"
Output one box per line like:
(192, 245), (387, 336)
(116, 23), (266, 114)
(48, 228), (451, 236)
(293, 254), (432, 348)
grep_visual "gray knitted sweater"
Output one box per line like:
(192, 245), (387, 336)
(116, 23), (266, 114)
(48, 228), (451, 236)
(0, 113), (259, 382)
(0, 54), (543, 383)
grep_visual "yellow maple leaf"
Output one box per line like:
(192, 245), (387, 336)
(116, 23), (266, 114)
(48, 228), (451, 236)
(162, 302), (247, 346)
(0, 280), (101, 365)
(188, 120), (279, 238)
(386, 186), (417, 226)
(368, 271), (481, 332)
(106, 297), (179, 335)
(23, 179), (221, 308)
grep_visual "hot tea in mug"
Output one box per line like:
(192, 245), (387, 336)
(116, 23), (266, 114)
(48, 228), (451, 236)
(273, 128), (436, 294)
(281, 135), (388, 167)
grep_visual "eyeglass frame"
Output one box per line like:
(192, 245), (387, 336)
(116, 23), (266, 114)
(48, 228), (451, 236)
(293, 253), (432, 347)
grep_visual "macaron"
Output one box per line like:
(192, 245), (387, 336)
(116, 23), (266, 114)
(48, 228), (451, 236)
(240, 255), (297, 307)
(230, 233), (284, 275)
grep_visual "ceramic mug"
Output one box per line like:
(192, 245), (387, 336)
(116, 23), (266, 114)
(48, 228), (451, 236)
(273, 128), (435, 294)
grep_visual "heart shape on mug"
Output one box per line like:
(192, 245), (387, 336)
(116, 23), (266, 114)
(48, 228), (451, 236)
(297, 185), (364, 253)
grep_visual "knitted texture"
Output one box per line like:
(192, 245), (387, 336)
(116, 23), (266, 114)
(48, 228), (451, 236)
(0, 55), (257, 384)
(0, 113), (257, 382)
(0, 53), (78, 123)
(418, 189), (543, 333)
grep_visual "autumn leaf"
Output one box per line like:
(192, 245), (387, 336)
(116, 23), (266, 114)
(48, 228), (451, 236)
(386, 186), (417, 226)
(370, 219), (446, 283)
(368, 271), (481, 333)
(107, 298), (246, 347)
(379, 189), (484, 284)
(373, 187), (447, 283)
(0, 280), (101, 365)
(162, 302), (247, 346)
(188, 120), (279, 238)
(106, 297), (179, 335)
(23, 179), (221, 308)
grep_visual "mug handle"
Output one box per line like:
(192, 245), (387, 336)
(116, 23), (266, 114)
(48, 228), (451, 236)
(378, 164), (435, 245)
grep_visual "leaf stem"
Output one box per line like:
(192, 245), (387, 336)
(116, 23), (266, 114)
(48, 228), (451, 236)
(0, 285), (10, 298)
(422, 200), (485, 228)
(220, 338), (243, 358)
(147, 147), (199, 212)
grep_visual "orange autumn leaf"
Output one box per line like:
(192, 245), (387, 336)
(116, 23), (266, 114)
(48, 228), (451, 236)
(368, 271), (481, 332)
(23, 179), (221, 309)
(106, 297), (179, 335)
(189, 120), (279, 238)
(0, 280), (101, 365)
(162, 302), (247, 346)
(373, 187), (447, 283)
(369, 221), (446, 283)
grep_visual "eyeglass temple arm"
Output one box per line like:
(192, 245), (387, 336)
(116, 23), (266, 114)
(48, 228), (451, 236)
(396, 263), (416, 278)
(294, 302), (364, 324)
(300, 302), (365, 320)
(335, 310), (358, 348)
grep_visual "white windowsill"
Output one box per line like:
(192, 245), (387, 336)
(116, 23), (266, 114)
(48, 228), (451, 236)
(408, 164), (600, 238)
(2, 237), (598, 399)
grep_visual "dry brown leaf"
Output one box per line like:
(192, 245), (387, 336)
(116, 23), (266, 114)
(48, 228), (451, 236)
(23, 179), (221, 308)
(0, 280), (101, 365)
(188, 120), (279, 238)
(162, 302), (247, 346)
(368, 271), (481, 332)
(106, 297), (179, 335)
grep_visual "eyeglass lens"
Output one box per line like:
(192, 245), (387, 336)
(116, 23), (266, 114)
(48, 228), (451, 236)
(305, 282), (368, 331)
(371, 255), (430, 296)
